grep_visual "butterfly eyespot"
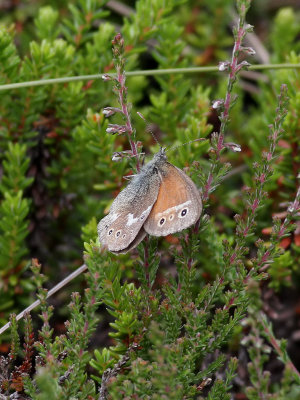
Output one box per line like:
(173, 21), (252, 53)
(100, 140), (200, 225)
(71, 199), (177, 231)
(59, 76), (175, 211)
(108, 229), (113, 235)
(153, 167), (158, 174)
(179, 208), (188, 218)
(116, 230), (121, 238)
(169, 214), (174, 221)
(158, 217), (166, 226)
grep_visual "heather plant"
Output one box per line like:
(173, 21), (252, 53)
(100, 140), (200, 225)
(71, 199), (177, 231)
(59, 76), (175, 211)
(0, 0), (300, 399)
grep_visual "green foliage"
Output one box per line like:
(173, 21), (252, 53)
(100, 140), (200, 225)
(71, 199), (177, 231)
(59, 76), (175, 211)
(243, 281), (300, 399)
(35, 6), (60, 41)
(0, 143), (33, 328)
(270, 8), (300, 62)
(19, 255), (104, 399)
(268, 250), (294, 291)
(0, 26), (20, 84)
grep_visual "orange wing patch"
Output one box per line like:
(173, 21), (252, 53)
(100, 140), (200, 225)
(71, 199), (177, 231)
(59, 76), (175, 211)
(149, 165), (191, 219)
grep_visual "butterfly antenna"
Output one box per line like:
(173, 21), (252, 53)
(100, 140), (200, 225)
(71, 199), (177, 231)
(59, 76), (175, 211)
(137, 112), (162, 149)
(146, 124), (161, 148)
(166, 138), (206, 153)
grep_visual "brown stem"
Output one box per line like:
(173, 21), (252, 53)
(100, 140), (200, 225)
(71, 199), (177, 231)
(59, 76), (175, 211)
(143, 236), (150, 288)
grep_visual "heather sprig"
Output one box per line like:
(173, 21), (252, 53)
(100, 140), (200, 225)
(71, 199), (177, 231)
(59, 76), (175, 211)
(258, 312), (300, 385)
(104, 33), (141, 172)
(253, 186), (299, 272)
(30, 258), (56, 358)
(219, 0), (253, 139)
(8, 314), (20, 362)
(241, 281), (273, 399)
(201, 0), (254, 203)
(184, 0), (254, 298)
(98, 342), (139, 400)
(23, 249), (107, 398)
(0, 314), (35, 395)
(226, 85), (290, 272)
(242, 279), (300, 399)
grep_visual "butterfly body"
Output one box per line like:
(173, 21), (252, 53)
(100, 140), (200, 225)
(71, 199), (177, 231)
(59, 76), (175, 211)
(98, 149), (202, 253)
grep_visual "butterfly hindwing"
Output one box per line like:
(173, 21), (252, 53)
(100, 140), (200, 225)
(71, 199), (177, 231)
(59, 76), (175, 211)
(144, 163), (202, 236)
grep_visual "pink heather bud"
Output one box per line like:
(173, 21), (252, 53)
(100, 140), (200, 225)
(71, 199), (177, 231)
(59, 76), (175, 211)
(234, 214), (242, 222)
(212, 99), (224, 110)
(240, 60), (251, 67)
(102, 107), (122, 117)
(103, 108), (115, 117)
(218, 61), (230, 72)
(112, 150), (134, 162)
(112, 33), (123, 45)
(106, 124), (128, 134)
(242, 46), (256, 56)
(251, 198), (259, 211)
(111, 152), (123, 162)
(225, 142), (241, 152)
(106, 125), (118, 134)
(236, 61), (251, 72)
(242, 186), (251, 193)
(258, 173), (265, 183)
(102, 74), (112, 81)
(118, 125), (128, 134)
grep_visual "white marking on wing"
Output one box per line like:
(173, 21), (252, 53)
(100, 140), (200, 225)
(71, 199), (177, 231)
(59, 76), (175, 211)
(127, 205), (152, 226)
(110, 213), (119, 222)
(156, 200), (191, 218)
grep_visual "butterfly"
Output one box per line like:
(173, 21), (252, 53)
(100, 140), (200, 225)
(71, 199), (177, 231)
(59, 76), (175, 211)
(98, 147), (202, 254)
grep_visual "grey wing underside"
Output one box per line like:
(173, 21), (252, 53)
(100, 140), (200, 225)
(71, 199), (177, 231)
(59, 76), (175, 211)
(98, 179), (160, 253)
(109, 227), (147, 254)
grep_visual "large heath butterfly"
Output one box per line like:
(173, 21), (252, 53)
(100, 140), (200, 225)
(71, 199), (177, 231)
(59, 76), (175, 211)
(98, 147), (202, 254)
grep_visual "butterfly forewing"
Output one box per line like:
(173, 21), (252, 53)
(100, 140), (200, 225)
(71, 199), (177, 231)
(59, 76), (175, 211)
(144, 164), (202, 236)
(98, 176), (160, 253)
